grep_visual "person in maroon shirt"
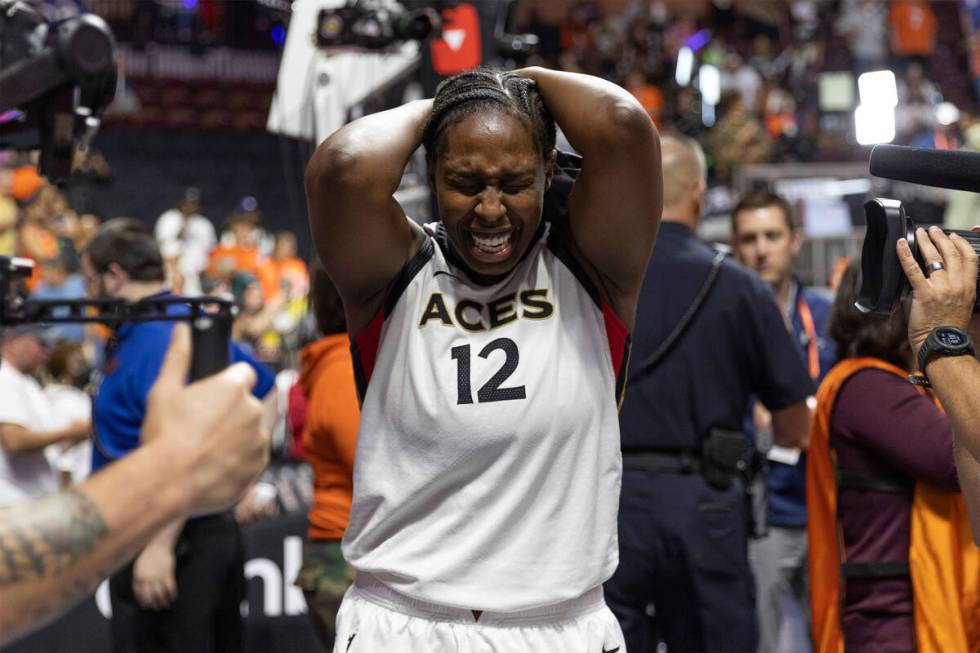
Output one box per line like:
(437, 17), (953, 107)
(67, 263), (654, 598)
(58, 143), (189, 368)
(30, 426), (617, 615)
(825, 262), (958, 652)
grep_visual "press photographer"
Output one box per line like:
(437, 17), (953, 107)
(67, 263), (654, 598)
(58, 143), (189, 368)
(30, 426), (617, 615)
(0, 4), (273, 645)
(857, 143), (980, 543)
(896, 225), (980, 544)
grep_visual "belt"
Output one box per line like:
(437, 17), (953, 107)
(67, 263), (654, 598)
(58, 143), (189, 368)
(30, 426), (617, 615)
(622, 450), (701, 474)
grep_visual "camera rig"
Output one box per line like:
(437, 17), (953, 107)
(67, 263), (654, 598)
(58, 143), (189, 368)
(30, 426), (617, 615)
(0, 257), (232, 380)
(0, 0), (117, 181)
(857, 145), (980, 315)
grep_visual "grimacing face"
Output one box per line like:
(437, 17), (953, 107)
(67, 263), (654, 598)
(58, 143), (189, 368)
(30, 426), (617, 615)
(430, 111), (554, 284)
(732, 205), (801, 287)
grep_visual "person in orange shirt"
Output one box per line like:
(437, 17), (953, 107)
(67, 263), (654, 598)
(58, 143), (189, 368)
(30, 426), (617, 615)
(624, 68), (664, 129)
(890, 0), (937, 70)
(207, 197), (262, 283)
(258, 231), (308, 302)
(292, 260), (360, 651)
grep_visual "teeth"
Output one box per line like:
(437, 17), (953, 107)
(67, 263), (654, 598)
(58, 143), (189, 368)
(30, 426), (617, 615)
(473, 233), (510, 253)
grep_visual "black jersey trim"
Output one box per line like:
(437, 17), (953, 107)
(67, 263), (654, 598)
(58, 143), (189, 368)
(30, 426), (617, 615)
(383, 234), (435, 316)
(545, 226), (601, 308)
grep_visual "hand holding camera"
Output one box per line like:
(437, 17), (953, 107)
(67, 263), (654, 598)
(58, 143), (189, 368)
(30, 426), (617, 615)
(896, 226), (979, 362)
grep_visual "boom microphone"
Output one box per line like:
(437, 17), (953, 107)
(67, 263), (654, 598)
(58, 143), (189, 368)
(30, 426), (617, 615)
(869, 144), (980, 193)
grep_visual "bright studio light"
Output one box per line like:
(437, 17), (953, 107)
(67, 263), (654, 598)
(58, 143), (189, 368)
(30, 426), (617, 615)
(675, 47), (694, 86)
(854, 70), (897, 145)
(698, 64), (720, 106)
(936, 102), (960, 126)
(854, 104), (895, 145)
(857, 70), (898, 107)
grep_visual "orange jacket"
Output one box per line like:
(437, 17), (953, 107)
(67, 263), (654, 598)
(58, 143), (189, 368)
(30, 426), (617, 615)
(808, 358), (980, 653)
(300, 334), (360, 541)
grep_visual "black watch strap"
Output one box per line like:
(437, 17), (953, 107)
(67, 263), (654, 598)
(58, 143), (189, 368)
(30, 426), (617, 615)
(916, 326), (975, 384)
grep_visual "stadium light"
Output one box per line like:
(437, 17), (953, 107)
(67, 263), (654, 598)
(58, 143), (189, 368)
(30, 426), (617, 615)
(675, 46), (694, 87)
(854, 103), (895, 145)
(854, 70), (897, 145)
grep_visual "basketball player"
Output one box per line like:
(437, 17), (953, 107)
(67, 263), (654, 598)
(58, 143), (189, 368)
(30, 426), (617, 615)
(305, 67), (661, 650)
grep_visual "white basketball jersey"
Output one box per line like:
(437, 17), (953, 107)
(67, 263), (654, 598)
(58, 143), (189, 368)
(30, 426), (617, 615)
(343, 222), (629, 612)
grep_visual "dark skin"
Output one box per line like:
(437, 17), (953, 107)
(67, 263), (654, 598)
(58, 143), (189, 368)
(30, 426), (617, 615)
(306, 67), (662, 334)
(428, 111), (555, 285)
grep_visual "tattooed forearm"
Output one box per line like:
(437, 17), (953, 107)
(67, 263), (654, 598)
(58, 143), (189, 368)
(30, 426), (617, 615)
(0, 490), (108, 586)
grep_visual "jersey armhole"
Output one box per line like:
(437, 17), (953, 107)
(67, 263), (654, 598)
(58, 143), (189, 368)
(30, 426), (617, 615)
(350, 234), (435, 403)
(547, 226), (632, 403)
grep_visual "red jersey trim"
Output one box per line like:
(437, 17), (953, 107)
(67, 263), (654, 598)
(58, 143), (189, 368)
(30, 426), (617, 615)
(351, 309), (385, 403)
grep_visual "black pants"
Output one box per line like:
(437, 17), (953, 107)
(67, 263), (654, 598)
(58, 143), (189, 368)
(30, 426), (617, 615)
(604, 469), (758, 653)
(109, 512), (245, 653)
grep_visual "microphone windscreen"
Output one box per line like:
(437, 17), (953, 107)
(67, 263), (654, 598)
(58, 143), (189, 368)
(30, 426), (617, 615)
(870, 144), (980, 193)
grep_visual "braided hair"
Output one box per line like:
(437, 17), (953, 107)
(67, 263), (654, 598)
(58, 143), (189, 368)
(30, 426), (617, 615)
(422, 68), (557, 162)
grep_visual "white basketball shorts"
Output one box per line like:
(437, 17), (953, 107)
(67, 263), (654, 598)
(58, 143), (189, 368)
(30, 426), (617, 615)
(332, 573), (627, 653)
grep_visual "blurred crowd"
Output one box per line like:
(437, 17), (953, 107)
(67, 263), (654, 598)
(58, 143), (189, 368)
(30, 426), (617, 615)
(514, 0), (977, 183)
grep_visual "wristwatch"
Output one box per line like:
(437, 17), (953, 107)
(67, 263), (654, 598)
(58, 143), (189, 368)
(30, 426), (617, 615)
(913, 326), (976, 386)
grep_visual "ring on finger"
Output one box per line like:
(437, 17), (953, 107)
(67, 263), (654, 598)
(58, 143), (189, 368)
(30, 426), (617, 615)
(925, 261), (945, 276)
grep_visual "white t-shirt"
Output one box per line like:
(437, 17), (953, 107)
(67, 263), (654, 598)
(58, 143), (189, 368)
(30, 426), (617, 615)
(44, 384), (92, 486)
(155, 209), (217, 296)
(0, 362), (64, 506)
(343, 223), (629, 612)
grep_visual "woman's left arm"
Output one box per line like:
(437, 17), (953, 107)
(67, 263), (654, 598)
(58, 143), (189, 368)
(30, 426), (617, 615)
(516, 67), (661, 329)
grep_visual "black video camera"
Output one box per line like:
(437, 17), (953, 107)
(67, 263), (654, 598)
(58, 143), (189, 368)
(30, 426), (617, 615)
(316, 2), (441, 50)
(0, 256), (234, 381)
(0, 0), (117, 182)
(857, 145), (980, 315)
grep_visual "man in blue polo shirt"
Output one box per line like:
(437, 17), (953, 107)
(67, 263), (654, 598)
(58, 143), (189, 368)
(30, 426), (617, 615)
(81, 218), (276, 653)
(732, 189), (835, 653)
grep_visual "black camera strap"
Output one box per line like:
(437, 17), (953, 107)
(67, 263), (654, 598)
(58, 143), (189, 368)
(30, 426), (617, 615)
(631, 250), (726, 380)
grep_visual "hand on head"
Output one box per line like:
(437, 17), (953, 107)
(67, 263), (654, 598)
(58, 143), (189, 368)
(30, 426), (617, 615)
(142, 324), (269, 516)
(897, 226), (979, 358)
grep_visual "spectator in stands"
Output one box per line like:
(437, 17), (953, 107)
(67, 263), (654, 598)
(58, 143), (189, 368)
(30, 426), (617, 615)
(43, 341), (93, 488)
(293, 260), (360, 651)
(259, 230), (309, 303)
(749, 34), (791, 82)
(0, 326), (90, 507)
(889, 0), (937, 71)
(624, 66), (664, 128)
(231, 272), (285, 368)
(808, 261), (979, 653)
(207, 196), (262, 283)
(895, 83), (937, 144)
(154, 187), (216, 296)
(898, 61), (942, 105)
(31, 251), (87, 344)
(672, 85), (703, 140)
(17, 185), (61, 291)
(707, 91), (771, 181)
(835, 0), (888, 74)
(720, 51), (764, 113)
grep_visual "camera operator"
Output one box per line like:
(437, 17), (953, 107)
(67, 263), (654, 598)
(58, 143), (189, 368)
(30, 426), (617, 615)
(896, 225), (980, 541)
(0, 324), (270, 646)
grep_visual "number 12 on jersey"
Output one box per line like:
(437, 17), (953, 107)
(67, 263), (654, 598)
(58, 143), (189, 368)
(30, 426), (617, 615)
(450, 337), (526, 404)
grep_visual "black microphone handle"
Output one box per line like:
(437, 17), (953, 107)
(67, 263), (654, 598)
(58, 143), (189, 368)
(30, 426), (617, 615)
(189, 315), (230, 381)
(870, 144), (980, 193)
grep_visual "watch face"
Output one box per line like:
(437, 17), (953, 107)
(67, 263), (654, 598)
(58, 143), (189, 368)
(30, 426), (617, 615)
(936, 328), (967, 348)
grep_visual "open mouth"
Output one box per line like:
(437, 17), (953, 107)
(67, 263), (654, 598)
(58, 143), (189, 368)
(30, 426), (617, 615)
(469, 229), (515, 263)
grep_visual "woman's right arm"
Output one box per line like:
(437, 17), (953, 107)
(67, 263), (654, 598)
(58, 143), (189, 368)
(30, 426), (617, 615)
(305, 99), (432, 333)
